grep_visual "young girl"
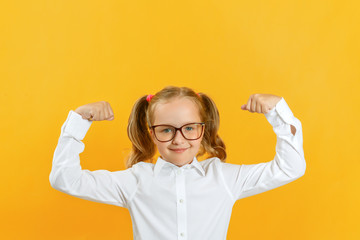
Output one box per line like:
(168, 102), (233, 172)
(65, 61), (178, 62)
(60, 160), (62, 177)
(50, 86), (306, 240)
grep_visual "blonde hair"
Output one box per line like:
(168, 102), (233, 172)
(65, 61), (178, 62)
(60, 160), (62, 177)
(125, 86), (226, 168)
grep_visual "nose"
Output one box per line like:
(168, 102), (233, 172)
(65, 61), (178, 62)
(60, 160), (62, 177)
(172, 129), (186, 144)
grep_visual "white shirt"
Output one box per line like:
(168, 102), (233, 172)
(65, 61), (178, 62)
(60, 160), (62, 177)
(49, 97), (306, 240)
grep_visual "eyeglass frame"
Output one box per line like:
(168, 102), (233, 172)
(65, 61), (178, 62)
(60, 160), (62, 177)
(149, 122), (205, 142)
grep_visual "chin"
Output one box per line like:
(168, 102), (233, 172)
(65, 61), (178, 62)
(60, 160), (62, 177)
(172, 155), (193, 165)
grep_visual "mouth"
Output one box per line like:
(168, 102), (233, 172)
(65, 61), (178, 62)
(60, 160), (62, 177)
(170, 148), (189, 153)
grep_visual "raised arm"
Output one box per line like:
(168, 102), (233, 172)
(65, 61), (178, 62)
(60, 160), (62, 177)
(221, 94), (306, 201)
(49, 102), (138, 208)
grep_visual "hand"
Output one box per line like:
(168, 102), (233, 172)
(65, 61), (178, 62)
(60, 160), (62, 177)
(74, 101), (115, 121)
(241, 94), (282, 114)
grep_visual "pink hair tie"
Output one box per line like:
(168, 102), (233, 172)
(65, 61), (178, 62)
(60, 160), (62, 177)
(146, 94), (154, 102)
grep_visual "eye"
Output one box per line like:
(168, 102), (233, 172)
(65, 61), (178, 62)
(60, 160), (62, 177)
(184, 124), (198, 131)
(161, 128), (173, 133)
(185, 126), (194, 131)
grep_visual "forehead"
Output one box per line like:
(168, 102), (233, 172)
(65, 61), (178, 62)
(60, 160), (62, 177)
(153, 97), (201, 126)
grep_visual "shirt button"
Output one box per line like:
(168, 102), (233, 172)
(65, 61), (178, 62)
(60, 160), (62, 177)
(179, 199), (184, 203)
(177, 169), (182, 174)
(180, 232), (184, 237)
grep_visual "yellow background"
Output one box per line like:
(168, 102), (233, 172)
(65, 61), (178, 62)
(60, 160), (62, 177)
(1, 0), (359, 239)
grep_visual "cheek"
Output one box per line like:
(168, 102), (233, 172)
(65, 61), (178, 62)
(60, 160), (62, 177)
(156, 142), (168, 152)
(192, 139), (203, 149)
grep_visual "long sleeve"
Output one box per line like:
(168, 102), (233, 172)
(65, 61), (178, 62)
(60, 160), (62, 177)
(221, 97), (306, 201)
(49, 110), (138, 208)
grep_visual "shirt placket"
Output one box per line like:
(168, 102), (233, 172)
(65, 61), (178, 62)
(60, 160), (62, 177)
(175, 167), (187, 239)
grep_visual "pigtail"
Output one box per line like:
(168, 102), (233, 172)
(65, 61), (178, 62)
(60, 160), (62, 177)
(197, 93), (227, 162)
(125, 95), (156, 168)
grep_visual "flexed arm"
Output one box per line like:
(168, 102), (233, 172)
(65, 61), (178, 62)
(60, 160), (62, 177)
(221, 94), (306, 201)
(49, 101), (138, 208)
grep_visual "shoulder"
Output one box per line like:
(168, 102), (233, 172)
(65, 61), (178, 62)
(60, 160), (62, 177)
(199, 157), (223, 170)
(200, 157), (229, 165)
(128, 161), (154, 175)
(200, 157), (244, 173)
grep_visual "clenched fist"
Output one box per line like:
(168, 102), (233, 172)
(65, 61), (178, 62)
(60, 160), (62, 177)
(241, 94), (282, 114)
(74, 101), (114, 121)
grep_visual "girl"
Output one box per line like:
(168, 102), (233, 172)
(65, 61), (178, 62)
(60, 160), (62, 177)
(50, 86), (306, 240)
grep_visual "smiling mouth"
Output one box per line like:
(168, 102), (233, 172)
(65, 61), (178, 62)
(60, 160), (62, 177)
(170, 148), (188, 153)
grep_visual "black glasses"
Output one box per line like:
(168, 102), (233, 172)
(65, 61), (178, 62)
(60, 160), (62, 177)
(150, 122), (205, 142)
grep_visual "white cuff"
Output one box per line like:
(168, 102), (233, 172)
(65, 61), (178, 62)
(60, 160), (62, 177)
(264, 97), (295, 127)
(60, 110), (93, 141)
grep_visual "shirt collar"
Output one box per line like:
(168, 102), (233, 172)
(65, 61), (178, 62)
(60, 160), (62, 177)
(153, 156), (205, 177)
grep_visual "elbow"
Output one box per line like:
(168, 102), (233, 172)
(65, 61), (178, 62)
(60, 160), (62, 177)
(294, 159), (306, 179)
(299, 154), (307, 176)
(49, 175), (72, 194)
(300, 160), (306, 177)
(49, 166), (82, 192)
(49, 171), (56, 188)
(284, 156), (306, 180)
(49, 170), (72, 193)
(49, 172), (61, 191)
